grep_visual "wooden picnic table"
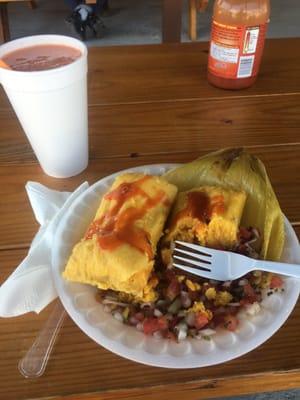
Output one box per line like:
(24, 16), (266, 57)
(0, 0), (182, 44)
(0, 38), (300, 400)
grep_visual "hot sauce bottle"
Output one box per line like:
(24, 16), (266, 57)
(208, 0), (270, 90)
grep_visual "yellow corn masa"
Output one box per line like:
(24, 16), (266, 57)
(163, 186), (246, 251)
(63, 173), (177, 302)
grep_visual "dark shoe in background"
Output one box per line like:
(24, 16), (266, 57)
(66, 4), (104, 41)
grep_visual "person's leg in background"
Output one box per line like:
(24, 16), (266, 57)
(65, 1), (109, 15)
(65, 1), (108, 40)
(64, 0), (81, 10)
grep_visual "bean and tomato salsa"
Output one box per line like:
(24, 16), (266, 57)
(96, 227), (284, 341)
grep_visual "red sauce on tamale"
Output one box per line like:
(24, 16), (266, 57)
(84, 176), (169, 258)
(172, 191), (225, 226)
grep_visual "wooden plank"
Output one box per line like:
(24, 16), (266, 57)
(0, 145), (300, 248)
(0, 3), (9, 43)
(1, 241), (300, 400)
(1, 39), (300, 108)
(189, 0), (198, 41)
(1, 93), (300, 163)
(45, 372), (300, 400)
(82, 39), (300, 102)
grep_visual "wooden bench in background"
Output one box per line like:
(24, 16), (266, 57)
(88, 0), (185, 43)
(0, 0), (36, 43)
(189, 0), (209, 41)
(0, 0), (184, 44)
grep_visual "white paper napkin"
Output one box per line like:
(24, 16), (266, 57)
(0, 181), (89, 317)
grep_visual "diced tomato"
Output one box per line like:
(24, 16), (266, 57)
(243, 283), (255, 296)
(239, 227), (253, 242)
(134, 312), (145, 322)
(157, 316), (168, 330)
(194, 312), (209, 330)
(223, 315), (239, 331)
(243, 283), (258, 304)
(143, 316), (168, 335)
(166, 278), (180, 301)
(270, 275), (283, 289)
(143, 318), (159, 335)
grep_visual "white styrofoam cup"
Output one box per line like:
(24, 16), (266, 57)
(0, 35), (88, 178)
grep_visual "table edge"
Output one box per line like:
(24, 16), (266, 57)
(43, 369), (300, 400)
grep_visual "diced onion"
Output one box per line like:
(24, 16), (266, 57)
(103, 305), (112, 313)
(199, 328), (216, 336)
(154, 308), (163, 317)
(113, 312), (123, 322)
(129, 316), (138, 325)
(102, 299), (129, 307)
(185, 312), (195, 327)
(136, 322), (144, 331)
(177, 310), (187, 318)
(181, 291), (192, 308)
(177, 329), (187, 341)
(175, 322), (188, 340)
(168, 298), (181, 314)
(245, 302), (260, 316)
(175, 321), (188, 331)
(248, 228), (260, 243)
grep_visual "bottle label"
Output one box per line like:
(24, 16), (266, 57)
(208, 21), (267, 79)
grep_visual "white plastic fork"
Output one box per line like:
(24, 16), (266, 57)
(173, 240), (300, 281)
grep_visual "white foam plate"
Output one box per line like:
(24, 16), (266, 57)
(52, 164), (300, 368)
